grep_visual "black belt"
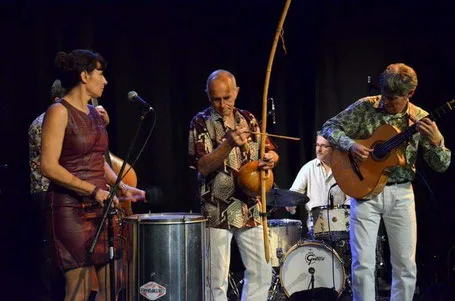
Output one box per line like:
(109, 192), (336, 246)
(386, 180), (410, 186)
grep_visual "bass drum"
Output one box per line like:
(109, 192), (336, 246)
(280, 241), (345, 297)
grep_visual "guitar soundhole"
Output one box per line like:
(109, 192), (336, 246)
(372, 141), (389, 161)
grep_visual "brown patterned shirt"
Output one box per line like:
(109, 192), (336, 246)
(29, 112), (50, 194)
(189, 107), (276, 229)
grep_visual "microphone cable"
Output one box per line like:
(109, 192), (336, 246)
(118, 108), (157, 183)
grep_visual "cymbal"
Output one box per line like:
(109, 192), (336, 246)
(266, 188), (309, 207)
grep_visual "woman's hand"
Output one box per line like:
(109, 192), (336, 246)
(119, 183), (147, 202)
(93, 187), (119, 208)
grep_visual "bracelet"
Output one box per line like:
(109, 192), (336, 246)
(90, 187), (100, 199)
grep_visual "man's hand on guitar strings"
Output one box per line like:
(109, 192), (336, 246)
(350, 143), (373, 162)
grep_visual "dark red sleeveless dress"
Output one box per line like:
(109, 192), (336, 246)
(46, 99), (121, 271)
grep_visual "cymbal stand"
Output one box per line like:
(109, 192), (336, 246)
(227, 272), (240, 301)
(268, 268), (281, 301)
(267, 248), (285, 301)
(308, 267), (315, 290)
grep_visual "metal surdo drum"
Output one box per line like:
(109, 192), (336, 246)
(267, 219), (302, 267)
(280, 241), (345, 297)
(123, 213), (207, 301)
(311, 205), (350, 241)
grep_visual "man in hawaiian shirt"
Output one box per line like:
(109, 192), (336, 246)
(189, 70), (279, 301)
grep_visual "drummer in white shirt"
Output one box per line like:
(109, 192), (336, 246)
(286, 131), (349, 237)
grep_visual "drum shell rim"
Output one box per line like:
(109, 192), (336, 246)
(267, 218), (302, 227)
(123, 213), (207, 224)
(311, 204), (350, 211)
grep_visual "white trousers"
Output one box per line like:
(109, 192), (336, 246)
(205, 226), (272, 301)
(350, 183), (417, 301)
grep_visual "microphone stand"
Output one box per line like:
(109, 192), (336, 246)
(308, 267), (316, 300)
(327, 183), (338, 293)
(89, 107), (151, 300)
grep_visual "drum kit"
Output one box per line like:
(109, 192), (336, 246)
(116, 191), (387, 301)
(226, 188), (354, 301)
(265, 205), (352, 300)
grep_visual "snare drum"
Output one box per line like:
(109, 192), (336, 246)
(267, 219), (302, 267)
(280, 241), (345, 297)
(311, 205), (350, 241)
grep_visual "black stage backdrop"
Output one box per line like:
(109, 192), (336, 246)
(1, 0), (455, 299)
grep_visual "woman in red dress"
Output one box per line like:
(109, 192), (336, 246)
(41, 49), (145, 301)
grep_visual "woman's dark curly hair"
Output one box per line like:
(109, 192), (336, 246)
(54, 49), (107, 91)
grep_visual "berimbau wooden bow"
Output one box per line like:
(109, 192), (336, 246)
(260, 0), (293, 263)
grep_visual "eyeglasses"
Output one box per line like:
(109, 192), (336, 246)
(315, 143), (332, 149)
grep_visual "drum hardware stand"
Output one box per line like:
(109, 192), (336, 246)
(276, 247), (284, 264)
(268, 268), (280, 301)
(89, 107), (152, 301)
(375, 221), (391, 299)
(227, 272), (241, 300)
(307, 267), (318, 300)
(308, 267), (315, 290)
(268, 249), (282, 301)
(267, 248), (286, 301)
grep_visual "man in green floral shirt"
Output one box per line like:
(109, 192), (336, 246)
(322, 63), (451, 301)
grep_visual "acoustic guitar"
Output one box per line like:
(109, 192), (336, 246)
(331, 99), (455, 199)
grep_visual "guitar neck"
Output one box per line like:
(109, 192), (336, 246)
(382, 99), (455, 151)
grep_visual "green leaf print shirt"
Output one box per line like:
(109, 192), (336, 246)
(322, 95), (451, 183)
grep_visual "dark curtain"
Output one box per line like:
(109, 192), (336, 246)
(1, 0), (454, 299)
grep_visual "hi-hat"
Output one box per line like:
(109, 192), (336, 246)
(266, 188), (309, 207)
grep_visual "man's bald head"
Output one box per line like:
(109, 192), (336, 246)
(205, 69), (239, 118)
(206, 69), (237, 92)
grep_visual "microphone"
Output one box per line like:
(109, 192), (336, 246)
(128, 91), (154, 112)
(328, 183), (338, 207)
(270, 98), (276, 125)
(367, 75), (379, 93)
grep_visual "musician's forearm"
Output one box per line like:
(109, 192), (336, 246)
(104, 161), (119, 186)
(197, 140), (233, 176)
(41, 164), (96, 196)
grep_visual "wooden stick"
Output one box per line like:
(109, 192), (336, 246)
(248, 131), (300, 141)
(259, 0), (293, 264)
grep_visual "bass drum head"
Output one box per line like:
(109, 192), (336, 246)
(280, 241), (345, 297)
